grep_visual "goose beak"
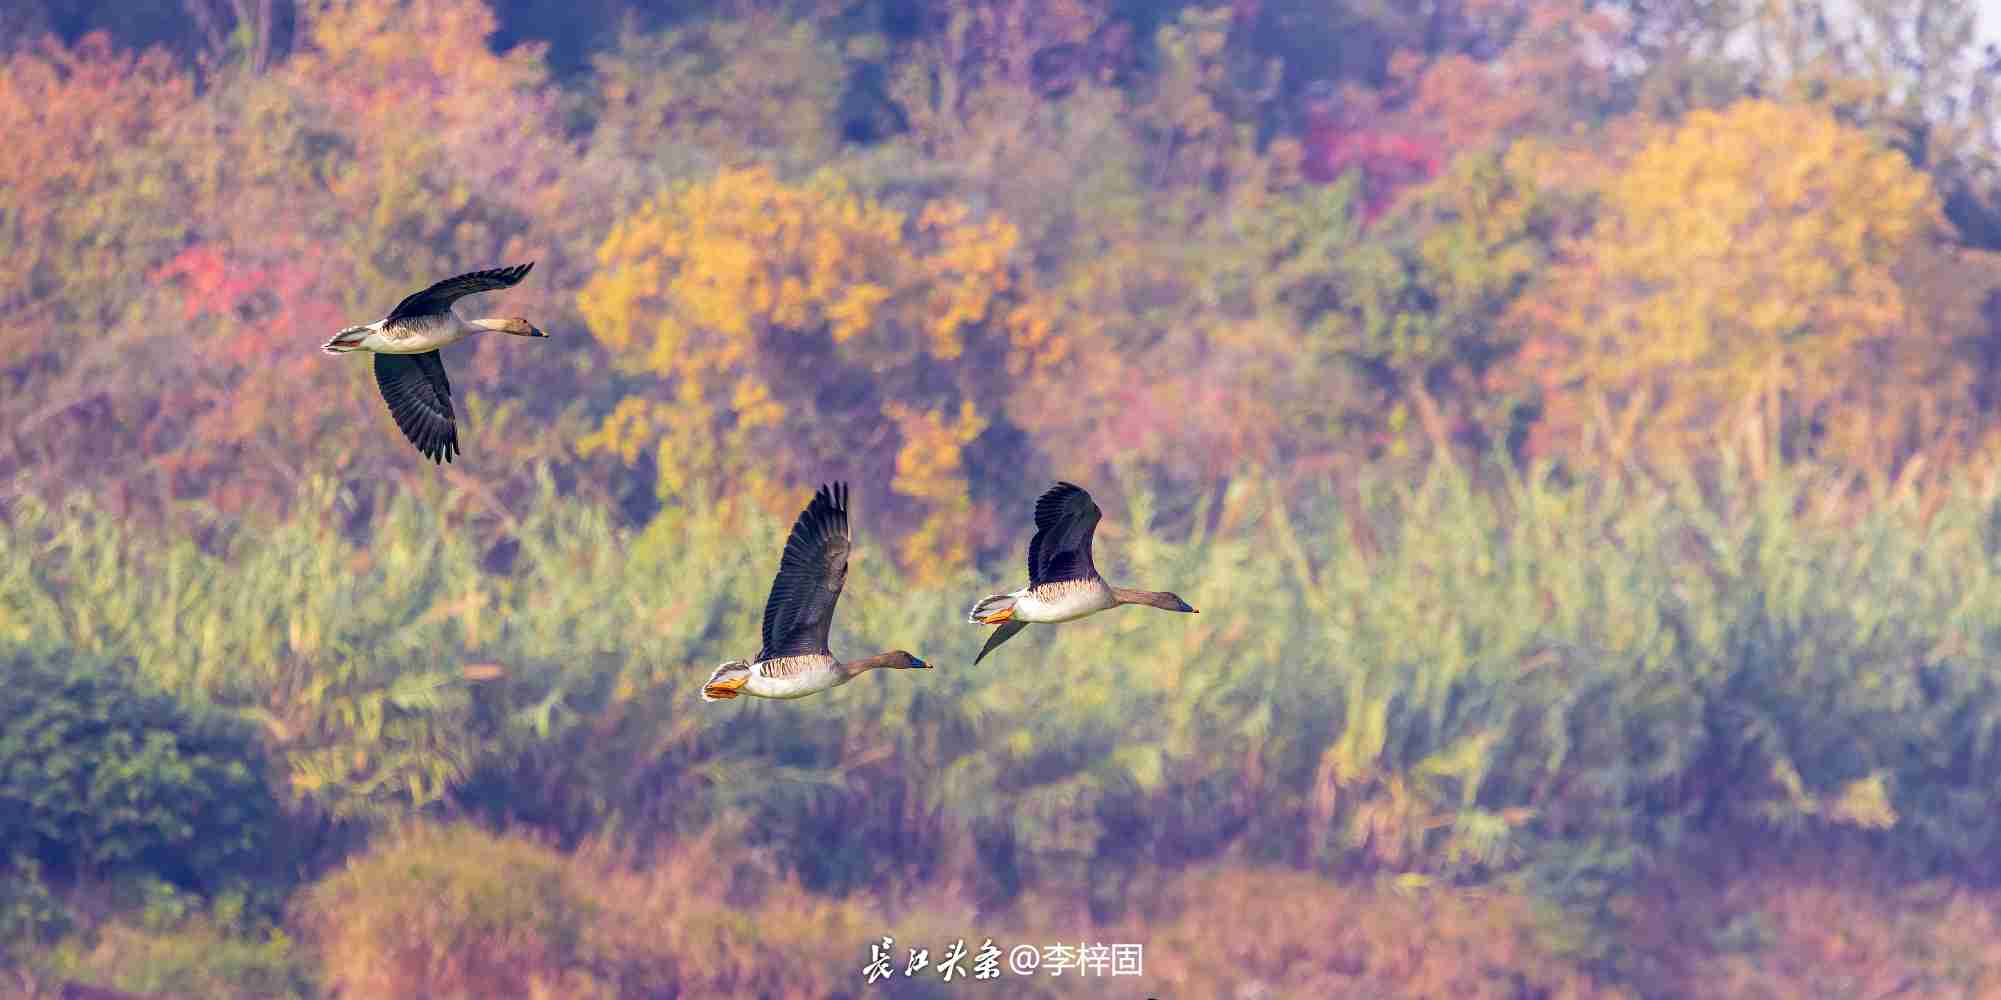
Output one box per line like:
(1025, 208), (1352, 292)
(1179, 600), (1197, 613)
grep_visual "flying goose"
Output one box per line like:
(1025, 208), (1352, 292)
(321, 263), (545, 463)
(702, 482), (931, 701)
(967, 481), (1196, 664)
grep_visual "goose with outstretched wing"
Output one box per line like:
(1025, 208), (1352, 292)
(321, 263), (546, 463)
(966, 481), (1197, 665)
(702, 482), (931, 701)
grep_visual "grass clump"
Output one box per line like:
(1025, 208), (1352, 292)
(301, 824), (593, 999)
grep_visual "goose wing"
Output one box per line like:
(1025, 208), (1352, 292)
(757, 482), (851, 661)
(385, 262), (534, 322)
(373, 351), (459, 463)
(1026, 481), (1102, 586)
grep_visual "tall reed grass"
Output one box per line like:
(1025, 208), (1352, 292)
(8, 458), (2001, 915)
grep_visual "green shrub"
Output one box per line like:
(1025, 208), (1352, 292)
(39, 884), (312, 1000)
(0, 639), (280, 893)
(0, 857), (70, 961)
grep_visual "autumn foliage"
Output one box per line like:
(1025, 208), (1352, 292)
(1513, 100), (1966, 473)
(580, 164), (1054, 570)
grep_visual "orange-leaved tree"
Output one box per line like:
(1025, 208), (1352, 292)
(1388, 0), (1622, 155)
(287, 0), (571, 292)
(0, 34), (199, 498)
(1509, 99), (1970, 477)
(0, 32), (194, 357)
(587, 13), (846, 183)
(579, 165), (1055, 577)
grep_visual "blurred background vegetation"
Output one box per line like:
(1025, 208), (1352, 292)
(8, 0), (2001, 996)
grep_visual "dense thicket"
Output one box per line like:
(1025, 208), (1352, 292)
(0, 642), (278, 886)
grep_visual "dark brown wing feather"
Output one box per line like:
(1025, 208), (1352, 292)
(384, 262), (534, 322)
(758, 482), (851, 661)
(1026, 481), (1101, 586)
(373, 351), (458, 464)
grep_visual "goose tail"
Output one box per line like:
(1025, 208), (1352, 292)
(701, 660), (753, 702)
(967, 592), (1018, 626)
(968, 590), (1027, 665)
(322, 325), (372, 354)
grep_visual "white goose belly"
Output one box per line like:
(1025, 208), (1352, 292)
(746, 654), (849, 699)
(361, 316), (472, 354)
(1015, 579), (1116, 623)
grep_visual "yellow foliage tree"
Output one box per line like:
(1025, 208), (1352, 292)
(1513, 99), (1972, 476)
(579, 165), (1052, 577)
